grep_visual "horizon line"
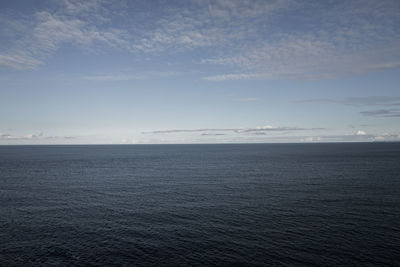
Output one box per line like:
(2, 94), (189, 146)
(0, 141), (399, 146)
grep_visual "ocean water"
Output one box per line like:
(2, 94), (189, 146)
(0, 143), (399, 266)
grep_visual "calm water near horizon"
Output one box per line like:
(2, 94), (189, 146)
(0, 143), (399, 266)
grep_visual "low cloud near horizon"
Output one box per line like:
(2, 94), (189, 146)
(142, 125), (324, 135)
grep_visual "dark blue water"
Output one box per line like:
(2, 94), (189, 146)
(1, 143), (399, 266)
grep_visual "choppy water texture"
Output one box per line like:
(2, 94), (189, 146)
(1, 143), (399, 266)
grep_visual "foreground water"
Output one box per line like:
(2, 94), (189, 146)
(0, 143), (399, 266)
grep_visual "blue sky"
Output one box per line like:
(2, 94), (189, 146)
(1, 0), (400, 144)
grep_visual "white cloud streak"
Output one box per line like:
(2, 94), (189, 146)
(0, 132), (75, 141)
(143, 125), (324, 134)
(219, 132), (400, 143)
(138, 132), (400, 143)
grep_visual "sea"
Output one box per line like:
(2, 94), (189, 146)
(0, 143), (399, 266)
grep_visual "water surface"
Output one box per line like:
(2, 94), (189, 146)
(1, 143), (399, 266)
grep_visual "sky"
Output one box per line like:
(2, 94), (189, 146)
(1, 0), (400, 144)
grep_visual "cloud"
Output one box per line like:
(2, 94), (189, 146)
(200, 133), (226, 136)
(296, 96), (400, 119)
(361, 62), (400, 72)
(133, 131), (400, 143)
(203, 73), (270, 81)
(249, 132), (400, 143)
(2, 0), (291, 69)
(1, 1), (129, 70)
(372, 133), (400, 142)
(28, 10), (129, 55)
(128, 0), (293, 53)
(62, 136), (76, 140)
(82, 71), (182, 81)
(201, 1), (400, 80)
(144, 128), (237, 134)
(296, 96), (400, 106)
(306, 131), (400, 142)
(0, 132), (75, 141)
(171, 132), (399, 143)
(360, 109), (400, 117)
(300, 136), (321, 142)
(0, 133), (11, 138)
(0, 132), (42, 140)
(238, 125), (324, 133)
(120, 138), (138, 144)
(143, 125), (323, 134)
(0, 52), (43, 70)
(203, 42), (400, 81)
(1, 0), (399, 80)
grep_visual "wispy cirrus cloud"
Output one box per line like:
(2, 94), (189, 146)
(295, 96), (400, 106)
(360, 109), (400, 118)
(296, 96), (400, 119)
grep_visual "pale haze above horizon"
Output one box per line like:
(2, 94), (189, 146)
(1, 0), (400, 144)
